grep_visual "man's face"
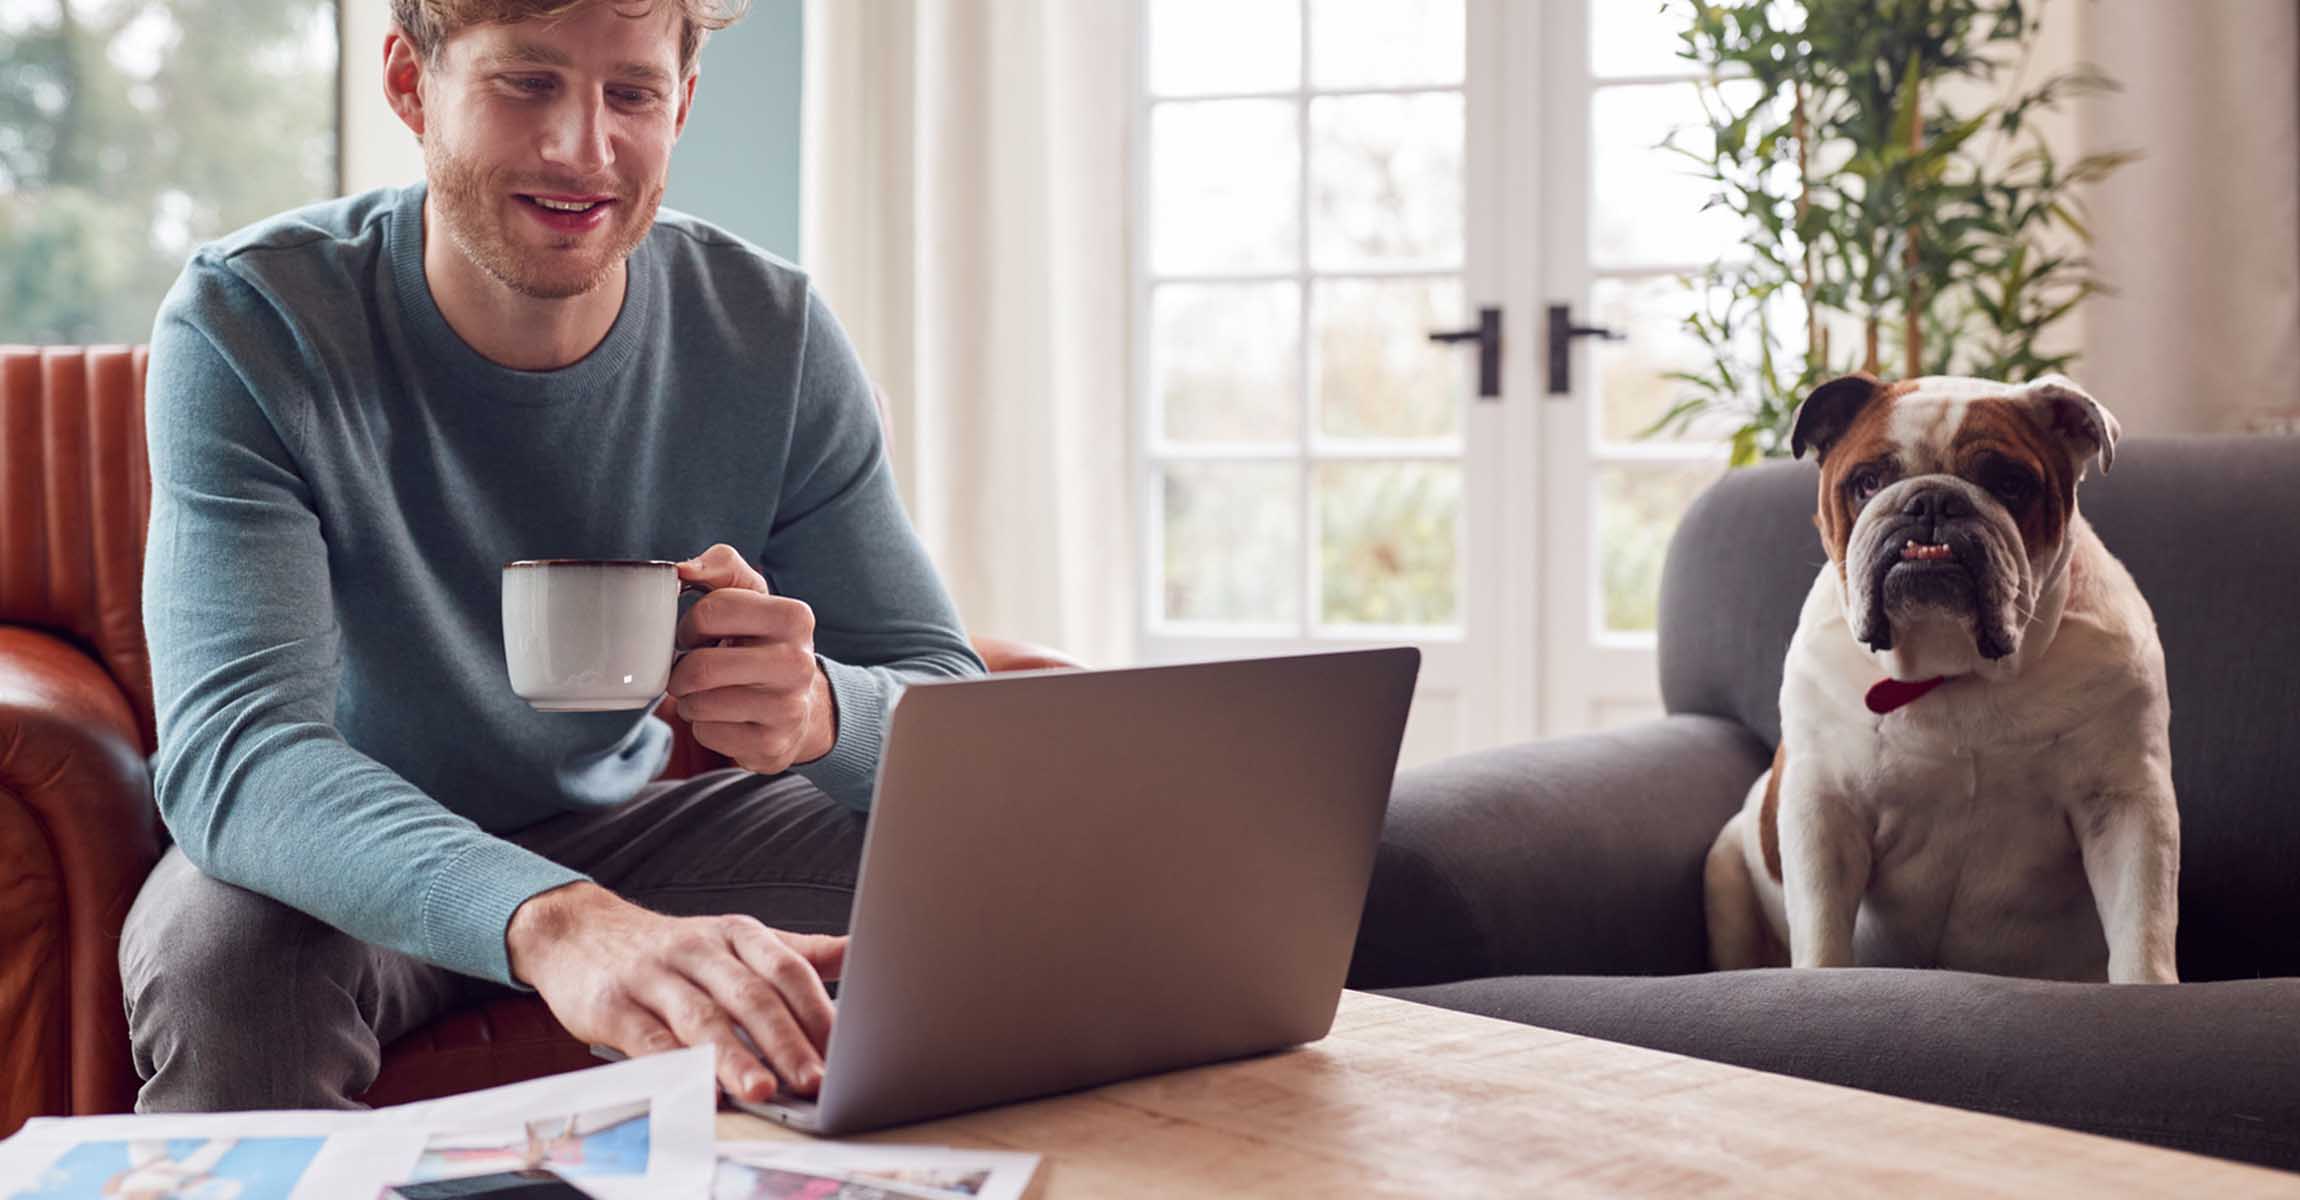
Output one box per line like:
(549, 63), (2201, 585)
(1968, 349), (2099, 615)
(418, 3), (691, 300)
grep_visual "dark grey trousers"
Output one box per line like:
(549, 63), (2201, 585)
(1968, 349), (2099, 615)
(119, 768), (867, 1113)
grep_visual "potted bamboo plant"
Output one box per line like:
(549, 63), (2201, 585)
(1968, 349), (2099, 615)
(1652, 0), (2134, 464)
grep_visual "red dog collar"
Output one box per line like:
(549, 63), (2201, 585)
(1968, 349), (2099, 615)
(1866, 675), (1949, 714)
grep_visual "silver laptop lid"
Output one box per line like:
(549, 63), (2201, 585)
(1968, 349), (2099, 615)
(810, 647), (1419, 1134)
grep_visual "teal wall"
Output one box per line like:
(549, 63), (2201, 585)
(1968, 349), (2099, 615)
(666, 0), (802, 261)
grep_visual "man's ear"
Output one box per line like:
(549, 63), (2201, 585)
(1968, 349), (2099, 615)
(383, 29), (427, 141)
(1789, 372), (1884, 463)
(2024, 374), (2121, 475)
(673, 71), (698, 140)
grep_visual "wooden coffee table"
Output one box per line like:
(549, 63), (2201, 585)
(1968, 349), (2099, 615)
(715, 990), (2295, 1196)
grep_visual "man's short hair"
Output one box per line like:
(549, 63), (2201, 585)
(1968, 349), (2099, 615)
(390, 0), (749, 79)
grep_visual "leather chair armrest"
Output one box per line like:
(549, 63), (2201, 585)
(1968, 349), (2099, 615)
(0, 626), (161, 1127)
(971, 634), (1086, 674)
(1347, 714), (1769, 989)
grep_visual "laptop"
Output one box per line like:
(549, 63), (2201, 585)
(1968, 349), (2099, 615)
(607, 647), (1418, 1135)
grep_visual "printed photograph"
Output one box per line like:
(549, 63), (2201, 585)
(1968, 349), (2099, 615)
(10, 1136), (325, 1200)
(841, 1166), (996, 1198)
(403, 1100), (650, 1184)
(712, 1160), (939, 1200)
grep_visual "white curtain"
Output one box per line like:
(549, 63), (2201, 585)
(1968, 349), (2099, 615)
(800, 0), (1136, 667)
(2073, 0), (2300, 435)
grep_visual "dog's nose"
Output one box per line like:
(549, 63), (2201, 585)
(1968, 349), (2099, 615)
(1900, 489), (1973, 523)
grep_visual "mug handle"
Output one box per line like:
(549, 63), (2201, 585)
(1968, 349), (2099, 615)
(673, 579), (716, 660)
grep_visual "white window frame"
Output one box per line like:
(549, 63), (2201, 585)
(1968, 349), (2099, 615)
(1129, 0), (1474, 665)
(1578, 65), (1736, 655)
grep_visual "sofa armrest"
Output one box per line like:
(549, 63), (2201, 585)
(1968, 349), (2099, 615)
(1348, 713), (1769, 988)
(0, 626), (161, 1129)
(971, 634), (1085, 674)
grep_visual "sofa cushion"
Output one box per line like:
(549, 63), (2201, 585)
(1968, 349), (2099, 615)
(1386, 969), (2300, 1173)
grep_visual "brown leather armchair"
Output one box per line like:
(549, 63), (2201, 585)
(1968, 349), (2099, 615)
(0, 345), (1082, 1134)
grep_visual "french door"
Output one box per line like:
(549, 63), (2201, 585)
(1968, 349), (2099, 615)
(1134, 0), (1736, 763)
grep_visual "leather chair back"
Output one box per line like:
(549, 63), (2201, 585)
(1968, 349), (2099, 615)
(0, 346), (158, 753)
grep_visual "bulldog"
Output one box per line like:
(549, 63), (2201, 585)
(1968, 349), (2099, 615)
(1702, 372), (2180, 984)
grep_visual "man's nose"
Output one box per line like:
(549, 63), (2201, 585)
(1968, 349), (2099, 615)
(539, 94), (612, 176)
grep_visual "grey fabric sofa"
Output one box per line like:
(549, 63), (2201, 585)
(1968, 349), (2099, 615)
(1347, 435), (2300, 1172)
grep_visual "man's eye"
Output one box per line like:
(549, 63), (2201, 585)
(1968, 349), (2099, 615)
(612, 88), (657, 105)
(507, 76), (552, 94)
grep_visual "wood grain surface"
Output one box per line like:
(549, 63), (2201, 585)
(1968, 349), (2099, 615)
(714, 990), (2297, 1198)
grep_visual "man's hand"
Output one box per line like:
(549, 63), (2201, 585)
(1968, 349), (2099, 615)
(672, 544), (837, 774)
(506, 881), (845, 1103)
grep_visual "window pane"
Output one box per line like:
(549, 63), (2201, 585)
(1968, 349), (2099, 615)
(1314, 276), (1463, 441)
(1152, 99), (1300, 275)
(1308, 0), (1463, 89)
(1150, 0), (1300, 95)
(1, 0), (339, 342)
(1318, 462), (1460, 628)
(1157, 282), (1300, 444)
(1589, 81), (1759, 269)
(1592, 275), (1770, 445)
(1598, 462), (1723, 634)
(1163, 464), (1301, 624)
(1591, 0), (1696, 79)
(1309, 92), (1462, 271)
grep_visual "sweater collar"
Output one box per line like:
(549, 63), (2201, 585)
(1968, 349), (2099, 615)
(385, 181), (659, 406)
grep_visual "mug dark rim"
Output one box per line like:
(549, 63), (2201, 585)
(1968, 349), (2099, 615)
(503, 558), (681, 569)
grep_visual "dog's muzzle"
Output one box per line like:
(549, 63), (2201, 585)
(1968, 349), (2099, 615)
(1848, 481), (2022, 660)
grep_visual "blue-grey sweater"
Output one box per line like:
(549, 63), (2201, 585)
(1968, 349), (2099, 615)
(141, 182), (982, 986)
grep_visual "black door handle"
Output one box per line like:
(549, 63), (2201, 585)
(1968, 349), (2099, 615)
(1547, 303), (1626, 396)
(1427, 306), (1502, 400)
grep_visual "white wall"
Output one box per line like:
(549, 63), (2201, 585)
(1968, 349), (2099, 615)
(2076, 0), (2300, 435)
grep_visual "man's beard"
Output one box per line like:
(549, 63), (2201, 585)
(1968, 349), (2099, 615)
(423, 137), (661, 301)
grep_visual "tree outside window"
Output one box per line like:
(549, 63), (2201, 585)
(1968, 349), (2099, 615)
(1, 0), (338, 343)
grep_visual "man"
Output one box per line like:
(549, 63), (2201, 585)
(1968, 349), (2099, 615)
(121, 0), (983, 1113)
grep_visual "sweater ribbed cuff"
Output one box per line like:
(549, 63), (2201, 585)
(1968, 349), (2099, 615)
(421, 836), (592, 987)
(797, 655), (887, 811)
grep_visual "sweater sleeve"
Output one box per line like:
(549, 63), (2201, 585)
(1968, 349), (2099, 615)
(767, 285), (987, 809)
(142, 262), (587, 986)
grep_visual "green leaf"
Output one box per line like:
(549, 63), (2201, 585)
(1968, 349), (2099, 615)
(1890, 52), (1924, 154)
(1637, 394), (1714, 439)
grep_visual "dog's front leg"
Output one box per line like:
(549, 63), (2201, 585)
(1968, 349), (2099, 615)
(2072, 771), (2181, 984)
(1776, 782), (1872, 968)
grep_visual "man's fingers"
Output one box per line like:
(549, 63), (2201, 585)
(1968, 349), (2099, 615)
(729, 924), (840, 1049)
(634, 974), (777, 1103)
(688, 952), (826, 1098)
(675, 592), (815, 656)
(677, 543), (772, 595)
(668, 636), (817, 694)
(675, 683), (810, 726)
(606, 1002), (682, 1063)
(775, 931), (849, 983)
(686, 719), (782, 774)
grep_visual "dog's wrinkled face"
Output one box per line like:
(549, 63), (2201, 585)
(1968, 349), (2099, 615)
(1792, 373), (2120, 676)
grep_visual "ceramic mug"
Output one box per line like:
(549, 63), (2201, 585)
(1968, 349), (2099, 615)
(502, 559), (706, 712)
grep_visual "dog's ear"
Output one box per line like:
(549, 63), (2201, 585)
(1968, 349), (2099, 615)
(2023, 374), (2121, 475)
(1789, 372), (1884, 463)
